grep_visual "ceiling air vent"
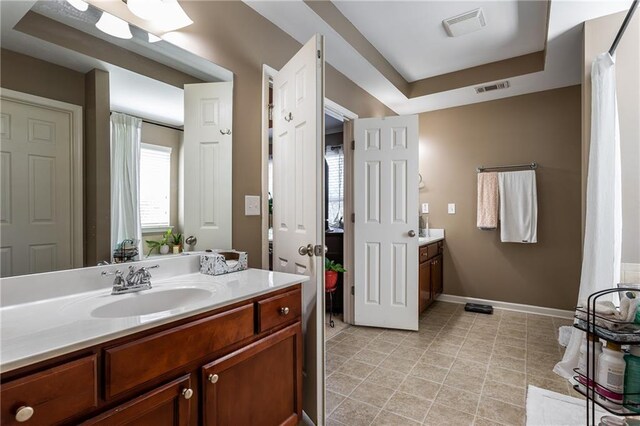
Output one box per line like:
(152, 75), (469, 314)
(475, 81), (510, 94)
(443, 8), (486, 37)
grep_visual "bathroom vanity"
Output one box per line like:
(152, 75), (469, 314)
(0, 262), (306, 425)
(418, 233), (445, 313)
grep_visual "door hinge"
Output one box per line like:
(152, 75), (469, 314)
(267, 103), (273, 121)
(351, 213), (355, 223)
(351, 140), (355, 150)
(317, 49), (321, 59)
(351, 286), (355, 296)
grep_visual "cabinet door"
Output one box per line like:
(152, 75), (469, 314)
(419, 260), (432, 313)
(202, 323), (302, 426)
(82, 375), (192, 426)
(431, 255), (443, 297)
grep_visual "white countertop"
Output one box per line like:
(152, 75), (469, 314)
(0, 268), (308, 373)
(418, 229), (445, 246)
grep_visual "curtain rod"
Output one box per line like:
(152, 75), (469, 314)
(476, 162), (537, 173)
(609, 0), (639, 56)
(110, 111), (183, 132)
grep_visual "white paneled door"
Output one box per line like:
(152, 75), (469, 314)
(183, 82), (233, 250)
(354, 115), (419, 330)
(272, 35), (325, 423)
(0, 97), (75, 277)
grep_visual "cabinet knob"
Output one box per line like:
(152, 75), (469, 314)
(208, 373), (219, 384)
(182, 388), (194, 400)
(279, 307), (290, 316)
(15, 406), (34, 422)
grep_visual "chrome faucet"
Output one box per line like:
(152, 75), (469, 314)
(102, 265), (159, 295)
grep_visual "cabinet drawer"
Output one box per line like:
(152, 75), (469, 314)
(105, 304), (254, 399)
(419, 247), (429, 263)
(1, 355), (97, 425)
(427, 243), (439, 260)
(82, 375), (192, 426)
(256, 288), (301, 333)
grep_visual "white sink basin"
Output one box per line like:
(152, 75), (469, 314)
(91, 287), (212, 318)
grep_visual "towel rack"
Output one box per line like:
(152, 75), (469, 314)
(476, 162), (537, 173)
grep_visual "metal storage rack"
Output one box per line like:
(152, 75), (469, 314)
(573, 286), (640, 425)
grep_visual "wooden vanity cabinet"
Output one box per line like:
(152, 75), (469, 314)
(419, 241), (444, 313)
(202, 324), (302, 426)
(0, 284), (303, 426)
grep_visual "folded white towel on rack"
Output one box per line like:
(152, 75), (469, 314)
(498, 170), (538, 243)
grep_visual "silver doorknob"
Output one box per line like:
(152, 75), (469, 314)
(182, 388), (194, 400)
(298, 244), (314, 257)
(15, 406), (34, 422)
(408, 230), (416, 237)
(208, 373), (219, 384)
(280, 307), (290, 316)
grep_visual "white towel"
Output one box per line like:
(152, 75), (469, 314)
(498, 170), (538, 243)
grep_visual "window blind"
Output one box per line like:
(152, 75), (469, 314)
(140, 143), (171, 228)
(325, 145), (344, 227)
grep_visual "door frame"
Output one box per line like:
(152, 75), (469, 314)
(0, 88), (84, 269)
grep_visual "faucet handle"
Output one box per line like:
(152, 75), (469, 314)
(101, 269), (122, 277)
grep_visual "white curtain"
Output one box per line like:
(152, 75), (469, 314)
(110, 112), (143, 259)
(554, 53), (622, 378)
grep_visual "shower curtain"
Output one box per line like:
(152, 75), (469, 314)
(110, 112), (143, 260)
(554, 52), (622, 379)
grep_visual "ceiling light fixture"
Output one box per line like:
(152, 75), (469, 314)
(148, 33), (162, 43)
(66, 0), (89, 12)
(126, 0), (193, 32)
(96, 12), (133, 39)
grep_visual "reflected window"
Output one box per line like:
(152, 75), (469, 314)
(140, 143), (171, 228)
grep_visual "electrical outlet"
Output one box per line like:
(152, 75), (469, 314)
(448, 203), (456, 214)
(421, 203), (429, 214)
(245, 195), (261, 216)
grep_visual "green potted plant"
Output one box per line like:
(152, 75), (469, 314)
(325, 258), (346, 291)
(171, 232), (183, 254)
(145, 229), (172, 257)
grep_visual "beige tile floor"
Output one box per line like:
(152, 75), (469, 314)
(324, 301), (574, 426)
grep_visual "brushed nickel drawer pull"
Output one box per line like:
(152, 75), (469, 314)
(280, 307), (290, 316)
(182, 388), (194, 400)
(15, 406), (34, 422)
(208, 373), (219, 384)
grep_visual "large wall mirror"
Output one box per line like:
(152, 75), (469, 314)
(0, 0), (234, 277)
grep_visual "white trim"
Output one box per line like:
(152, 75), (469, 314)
(436, 293), (574, 319)
(325, 98), (358, 121)
(0, 88), (83, 270)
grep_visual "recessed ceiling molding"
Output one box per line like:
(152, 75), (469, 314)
(408, 51), (545, 98)
(15, 12), (201, 89)
(304, 0), (548, 99)
(95, 11), (132, 39)
(303, 0), (410, 97)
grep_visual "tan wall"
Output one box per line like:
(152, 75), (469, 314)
(419, 86), (582, 310)
(583, 11), (640, 263)
(1, 48), (85, 106)
(140, 122), (183, 231)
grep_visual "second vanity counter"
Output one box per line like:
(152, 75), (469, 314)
(0, 266), (308, 373)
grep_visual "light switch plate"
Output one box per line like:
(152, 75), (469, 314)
(448, 203), (456, 214)
(245, 195), (261, 216)
(421, 203), (429, 214)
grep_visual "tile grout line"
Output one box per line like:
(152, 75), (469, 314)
(472, 310), (502, 423)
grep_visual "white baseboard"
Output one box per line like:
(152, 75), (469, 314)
(436, 293), (574, 319)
